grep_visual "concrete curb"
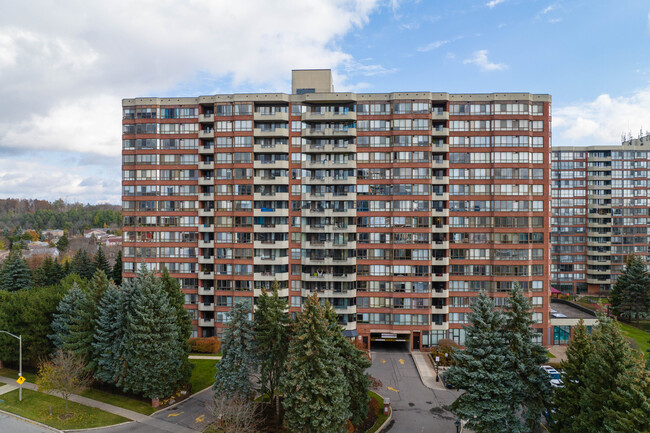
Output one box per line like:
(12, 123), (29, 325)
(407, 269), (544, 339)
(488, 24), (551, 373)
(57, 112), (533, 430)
(150, 386), (212, 416)
(0, 408), (63, 432)
(371, 399), (392, 433)
(61, 421), (135, 432)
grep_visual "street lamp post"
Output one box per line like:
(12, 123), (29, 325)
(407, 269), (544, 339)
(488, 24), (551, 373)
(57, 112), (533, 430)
(0, 330), (22, 402)
(434, 348), (440, 382)
(455, 419), (461, 433)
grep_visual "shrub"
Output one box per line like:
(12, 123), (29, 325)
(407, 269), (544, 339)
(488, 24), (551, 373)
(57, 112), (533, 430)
(188, 337), (221, 354)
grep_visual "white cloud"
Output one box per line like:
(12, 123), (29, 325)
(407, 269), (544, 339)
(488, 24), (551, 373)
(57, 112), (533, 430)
(647, 12), (650, 32)
(0, 0), (384, 202)
(554, 88), (650, 145)
(417, 40), (451, 52)
(463, 50), (508, 71)
(542, 5), (554, 14)
(486, 0), (505, 8)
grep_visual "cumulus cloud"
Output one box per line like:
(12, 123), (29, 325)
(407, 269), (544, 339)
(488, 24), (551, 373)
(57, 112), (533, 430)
(463, 50), (508, 71)
(486, 0), (506, 8)
(554, 88), (650, 145)
(0, 0), (383, 202)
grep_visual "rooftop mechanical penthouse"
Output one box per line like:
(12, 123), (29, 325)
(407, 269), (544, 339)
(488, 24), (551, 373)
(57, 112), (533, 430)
(121, 69), (552, 350)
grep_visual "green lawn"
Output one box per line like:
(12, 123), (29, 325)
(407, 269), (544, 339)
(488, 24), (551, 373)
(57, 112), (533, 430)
(366, 391), (389, 433)
(619, 322), (650, 357)
(546, 351), (556, 359)
(0, 368), (37, 383)
(80, 388), (156, 416)
(0, 388), (127, 430)
(190, 359), (218, 393)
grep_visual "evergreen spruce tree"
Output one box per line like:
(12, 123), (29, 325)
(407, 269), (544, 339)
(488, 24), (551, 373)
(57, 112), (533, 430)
(62, 258), (72, 277)
(160, 267), (193, 388)
(118, 267), (184, 399)
(610, 255), (650, 323)
(551, 319), (592, 433)
(504, 282), (552, 432)
(281, 295), (350, 433)
(49, 283), (88, 349)
(0, 246), (32, 291)
(214, 301), (257, 398)
(66, 270), (113, 372)
(444, 291), (519, 433)
(56, 233), (69, 252)
(93, 282), (129, 384)
(607, 364), (650, 433)
(324, 304), (372, 427)
(253, 282), (290, 418)
(71, 249), (94, 280)
(111, 251), (122, 286)
(93, 247), (111, 276)
(52, 259), (65, 283)
(572, 315), (650, 432)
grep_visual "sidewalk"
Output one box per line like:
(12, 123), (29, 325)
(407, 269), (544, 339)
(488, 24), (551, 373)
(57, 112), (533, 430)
(410, 352), (449, 391)
(0, 376), (197, 433)
(188, 355), (221, 360)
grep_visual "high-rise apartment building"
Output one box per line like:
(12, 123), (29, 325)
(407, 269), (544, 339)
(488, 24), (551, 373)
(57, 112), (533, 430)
(551, 134), (650, 295)
(122, 70), (552, 349)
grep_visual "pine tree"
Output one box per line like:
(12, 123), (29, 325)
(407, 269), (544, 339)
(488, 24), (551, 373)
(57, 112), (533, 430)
(33, 255), (55, 287)
(112, 251), (122, 286)
(610, 255), (650, 323)
(444, 291), (519, 433)
(56, 234), (69, 252)
(160, 267), (193, 388)
(551, 319), (592, 433)
(281, 295), (351, 433)
(93, 283), (129, 384)
(52, 259), (65, 283)
(253, 282), (290, 418)
(49, 283), (88, 349)
(65, 270), (113, 372)
(62, 258), (72, 277)
(71, 249), (94, 280)
(324, 303), (371, 427)
(504, 282), (552, 432)
(0, 246), (32, 291)
(117, 267), (185, 399)
(214, 301), (257, 399)
(93, 247), (111, 276)
(572, 316), (649, 432)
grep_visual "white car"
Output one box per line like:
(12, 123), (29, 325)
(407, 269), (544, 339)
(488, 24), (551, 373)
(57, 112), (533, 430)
(541, 365), (564, 387)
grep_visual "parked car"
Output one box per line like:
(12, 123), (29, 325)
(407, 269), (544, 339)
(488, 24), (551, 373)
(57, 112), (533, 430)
(541, 365), (564, 387)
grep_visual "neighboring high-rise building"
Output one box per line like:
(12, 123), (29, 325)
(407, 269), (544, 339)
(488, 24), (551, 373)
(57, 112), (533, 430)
(122, 70), (552, 349)
(551, 134), (650, 295)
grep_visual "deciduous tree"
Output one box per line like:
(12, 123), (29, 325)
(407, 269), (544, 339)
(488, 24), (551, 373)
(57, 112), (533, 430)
(36, 349), (92, 413)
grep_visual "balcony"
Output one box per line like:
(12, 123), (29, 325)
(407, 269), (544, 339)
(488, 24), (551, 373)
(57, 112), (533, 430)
(301, 288), (357, 298)
(303, 159), (355, 170)
(433, 257), (449, 266)
(333, 305), (356, 315)
(253, 208), (289, 218)
(302, 111), (357, 122)
(301, 257), (356, 266)
(432, 159), (449, 169)
(431, 127), (449, 137)
(253, 223), (289, 233)
(198, 176), (214, 186)
(198, 271), (214, 280)
(254, 127), (289, 137)
(431, 289), (449, 298)
(199, 144), (214, 154)
(253, 112), (289, 122)
(253, 255), (289, 265)
(302, 240), (356, 249)
(253, 160), (289, 170)
(432, 305), (449, 314)
(198, 318), (214, 327)
(301, 127), (357, 137)
(198, 239), (214, 248)
(198, 256), (213, 264)
(302, 143), (356, 154)
(199, 192), (214, 201)
(198, 208), (214, 217)
(198, 224), (214, 233)
(198, 130), (214, 139)
(431, 208), (449, 217)
(198, 161), (214, 170)
(431, 111), (449, 121)
(198, 286), (214, 296)
(253, 240), (289, 249)
(302, 272), (356, 282)
(431, 273), (449, 282)
(253, 143), (289, 153)
(431, 322), (449, 331)
(254, 287), (290, 298)
(302, 176), (356, 185)
(198, 302), (215, 312)
(254, 272), (289, 281)
(253, 192), (289, 201)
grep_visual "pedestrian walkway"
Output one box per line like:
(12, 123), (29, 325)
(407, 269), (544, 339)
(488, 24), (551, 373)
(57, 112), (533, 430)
(0, 383), (17, 396)
(188, 355), (221, 360)
(411, 351), (449, 391)
(0, 376), (198, 433)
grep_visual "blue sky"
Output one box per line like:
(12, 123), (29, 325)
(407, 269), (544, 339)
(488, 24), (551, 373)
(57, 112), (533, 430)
(1, 0), (649, 204)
